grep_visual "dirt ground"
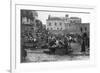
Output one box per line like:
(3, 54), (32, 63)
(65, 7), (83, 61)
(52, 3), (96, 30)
(24, 48), (89, 62)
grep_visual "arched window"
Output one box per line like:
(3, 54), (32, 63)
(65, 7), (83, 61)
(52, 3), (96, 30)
(55, 22), (57, 26)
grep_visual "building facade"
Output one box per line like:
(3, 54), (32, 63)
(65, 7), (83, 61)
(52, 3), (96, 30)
(46, 15), (82, 31)
(46, 15), (89, 35)
(69, 17), (81, 24)
(64, 23), (90, 34)
(46, 15), (70, 31)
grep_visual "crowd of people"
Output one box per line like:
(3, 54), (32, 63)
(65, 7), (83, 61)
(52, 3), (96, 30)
(21, 20), (89, 62)
(21, 27), (89, 54)
(21, 27), (90, 62)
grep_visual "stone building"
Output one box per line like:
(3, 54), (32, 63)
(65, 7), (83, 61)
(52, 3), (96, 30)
(46, 15), (89, 35)
(69, 17), (81, 24)
(64, 23), (90, 35)
(46, 15), (70, 31)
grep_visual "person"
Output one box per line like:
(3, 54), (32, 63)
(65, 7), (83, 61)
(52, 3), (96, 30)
(63, 38), (69, 53)
(81, 37), (86, 53)
(86, 36), (89, 48)
(48, 38), (56, 54)
(32, 38), (38, 49)
(81, 29), (88, 54)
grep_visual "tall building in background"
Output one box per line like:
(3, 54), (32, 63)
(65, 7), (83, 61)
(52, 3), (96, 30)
(69, 17), (81, 24)
(46, 15), (70, 31)
(46, 15), (82, 31)
(46, 14), (89, 35)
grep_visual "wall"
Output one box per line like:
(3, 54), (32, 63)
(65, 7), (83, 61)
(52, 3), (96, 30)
(47, 20), (65, 30)
(0, 0), (100, 73)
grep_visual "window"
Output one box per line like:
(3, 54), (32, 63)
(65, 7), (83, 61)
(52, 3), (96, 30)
(80, 27), (83, 32)
(49, 22), (51, 26)
(57, 28), (59, 30)
(55, 22), (57, 26)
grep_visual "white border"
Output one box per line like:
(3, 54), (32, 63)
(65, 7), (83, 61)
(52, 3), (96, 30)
(11, 2), (96, 73)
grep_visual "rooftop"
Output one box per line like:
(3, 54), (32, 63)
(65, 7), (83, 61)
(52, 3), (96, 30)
(70, 17), (81, 19)
(47, 17), (63, 21)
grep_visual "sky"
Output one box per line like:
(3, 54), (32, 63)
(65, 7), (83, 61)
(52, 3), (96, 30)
(37, 11), (91, 25)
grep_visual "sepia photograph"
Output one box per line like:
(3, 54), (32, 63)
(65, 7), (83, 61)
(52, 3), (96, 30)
(20, 9), (90, 63)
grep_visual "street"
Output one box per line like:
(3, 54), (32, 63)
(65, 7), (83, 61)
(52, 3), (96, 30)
(24, 47), (89, 62)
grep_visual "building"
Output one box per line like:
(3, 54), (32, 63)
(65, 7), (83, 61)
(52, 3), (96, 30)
(46, 15), (70, 31)
(64, 23), (90, 35)
(21, 16), (34, 24)
(69, 17), (81, 24)
(46, 15), (82, 31)
(46, 15), (89, 35)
